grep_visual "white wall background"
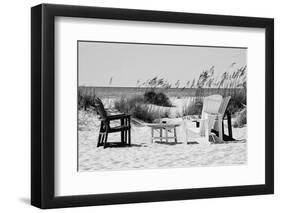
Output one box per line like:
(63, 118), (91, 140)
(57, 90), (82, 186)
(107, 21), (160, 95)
(0, 0), (279, 212)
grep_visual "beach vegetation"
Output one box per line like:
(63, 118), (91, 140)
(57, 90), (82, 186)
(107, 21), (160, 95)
(144, 90), (172, 107)
(233, 108), (247, 128)
(114, 96), (170, 123)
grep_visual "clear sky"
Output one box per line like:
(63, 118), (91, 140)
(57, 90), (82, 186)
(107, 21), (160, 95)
(78, 41), (247, 87)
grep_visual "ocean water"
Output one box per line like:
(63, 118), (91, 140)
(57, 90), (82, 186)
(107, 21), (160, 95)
(78, 86), (244, 98)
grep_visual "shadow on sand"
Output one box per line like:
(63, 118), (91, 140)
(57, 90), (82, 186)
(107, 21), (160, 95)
(97, 139), (246, 148)
(154, 141), (184, 146)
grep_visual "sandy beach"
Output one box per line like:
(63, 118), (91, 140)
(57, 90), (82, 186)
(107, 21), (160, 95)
(78, 110), (247, 172)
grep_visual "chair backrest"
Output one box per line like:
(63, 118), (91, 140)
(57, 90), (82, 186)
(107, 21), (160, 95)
(202, 94), (223, 116)
(212, 96), (231, 133)
(199, 94), (223, 136)
(93, 97), (107, 119)
(218, 96), (231, 116)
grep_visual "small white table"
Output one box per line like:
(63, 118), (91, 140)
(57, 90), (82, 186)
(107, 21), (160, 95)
(147, 123), (181, 143)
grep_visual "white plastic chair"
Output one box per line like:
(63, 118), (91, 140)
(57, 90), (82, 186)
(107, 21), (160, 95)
(188, 95), (223, 143)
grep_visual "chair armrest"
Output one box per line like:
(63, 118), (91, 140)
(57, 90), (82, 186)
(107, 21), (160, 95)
(204, 113), (224, 123)
(107, 113), (131, 120)
(204, 112), (223, 118)
(205, 112), (223, 115)
(192, 118), (207, 123)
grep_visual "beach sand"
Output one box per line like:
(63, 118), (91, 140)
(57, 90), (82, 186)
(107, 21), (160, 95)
(78, 110), (247, 172)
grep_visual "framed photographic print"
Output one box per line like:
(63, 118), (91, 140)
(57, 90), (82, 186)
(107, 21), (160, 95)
(31, 3), (274, 209)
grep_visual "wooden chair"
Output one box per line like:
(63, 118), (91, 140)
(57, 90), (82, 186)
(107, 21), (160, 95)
(93, 98), (131, 148)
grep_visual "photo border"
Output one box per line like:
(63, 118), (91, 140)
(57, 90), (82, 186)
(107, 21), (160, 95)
(31, 3), (274, 209)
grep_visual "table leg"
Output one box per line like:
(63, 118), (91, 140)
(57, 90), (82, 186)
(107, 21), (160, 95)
(174, 127), (177, 143)
(165, 128), (168, 143)
(160, 128), (162, 142)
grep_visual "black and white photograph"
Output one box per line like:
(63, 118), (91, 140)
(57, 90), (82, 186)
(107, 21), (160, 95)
(78, 41), (247, 172)
(30, 2), (274, 210)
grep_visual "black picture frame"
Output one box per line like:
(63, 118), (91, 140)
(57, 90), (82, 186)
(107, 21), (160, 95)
(31, 3), (274, 209)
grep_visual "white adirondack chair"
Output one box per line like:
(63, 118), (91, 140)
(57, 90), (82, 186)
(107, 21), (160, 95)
(189, 95), (234, 144)
(187, 95), (223, 144)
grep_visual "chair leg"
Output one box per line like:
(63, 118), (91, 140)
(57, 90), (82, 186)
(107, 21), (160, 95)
(103, 132), (108, 149)
(121, 118), (124, 144)
(124, 119), (127, 145)
(97, 134), (101, 147)
(101, 132), (105, 145)
(97, 122), (103, 147)
(122, 130), (126, 145)
(222, 119), (225, 136)
(128, 118), (131, 146)
(125, 130), (128, 145)
(160, 128), (162, 142)
(98, 133), (103, 147)
(97, 133), (101, 147)
(128, 128), (131, 146)
(174, 127), (177, 143)
(120, 130), (124, 144)
(218, 116), (223, 141)
(227, 112), (233, 139)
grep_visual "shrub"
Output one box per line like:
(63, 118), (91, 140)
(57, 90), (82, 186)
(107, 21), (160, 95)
(114, 96), (144, 113)
(114, 96), (170, 123)
(114, 96), (130, 113)
(227, 90), (246, 115)
(78, 87), (97, 110)
(78, 92), (96, 110)
(233, 108), (247, 128)
(131, 104), (156, 123)
(143, 90), (156, 103)
(185, 98), (203, 115)
(144, 90), (172, 107)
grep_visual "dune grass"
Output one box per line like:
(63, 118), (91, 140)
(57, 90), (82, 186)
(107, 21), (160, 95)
(114, 95), (171, 123)
(78, 65), (247, 125)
